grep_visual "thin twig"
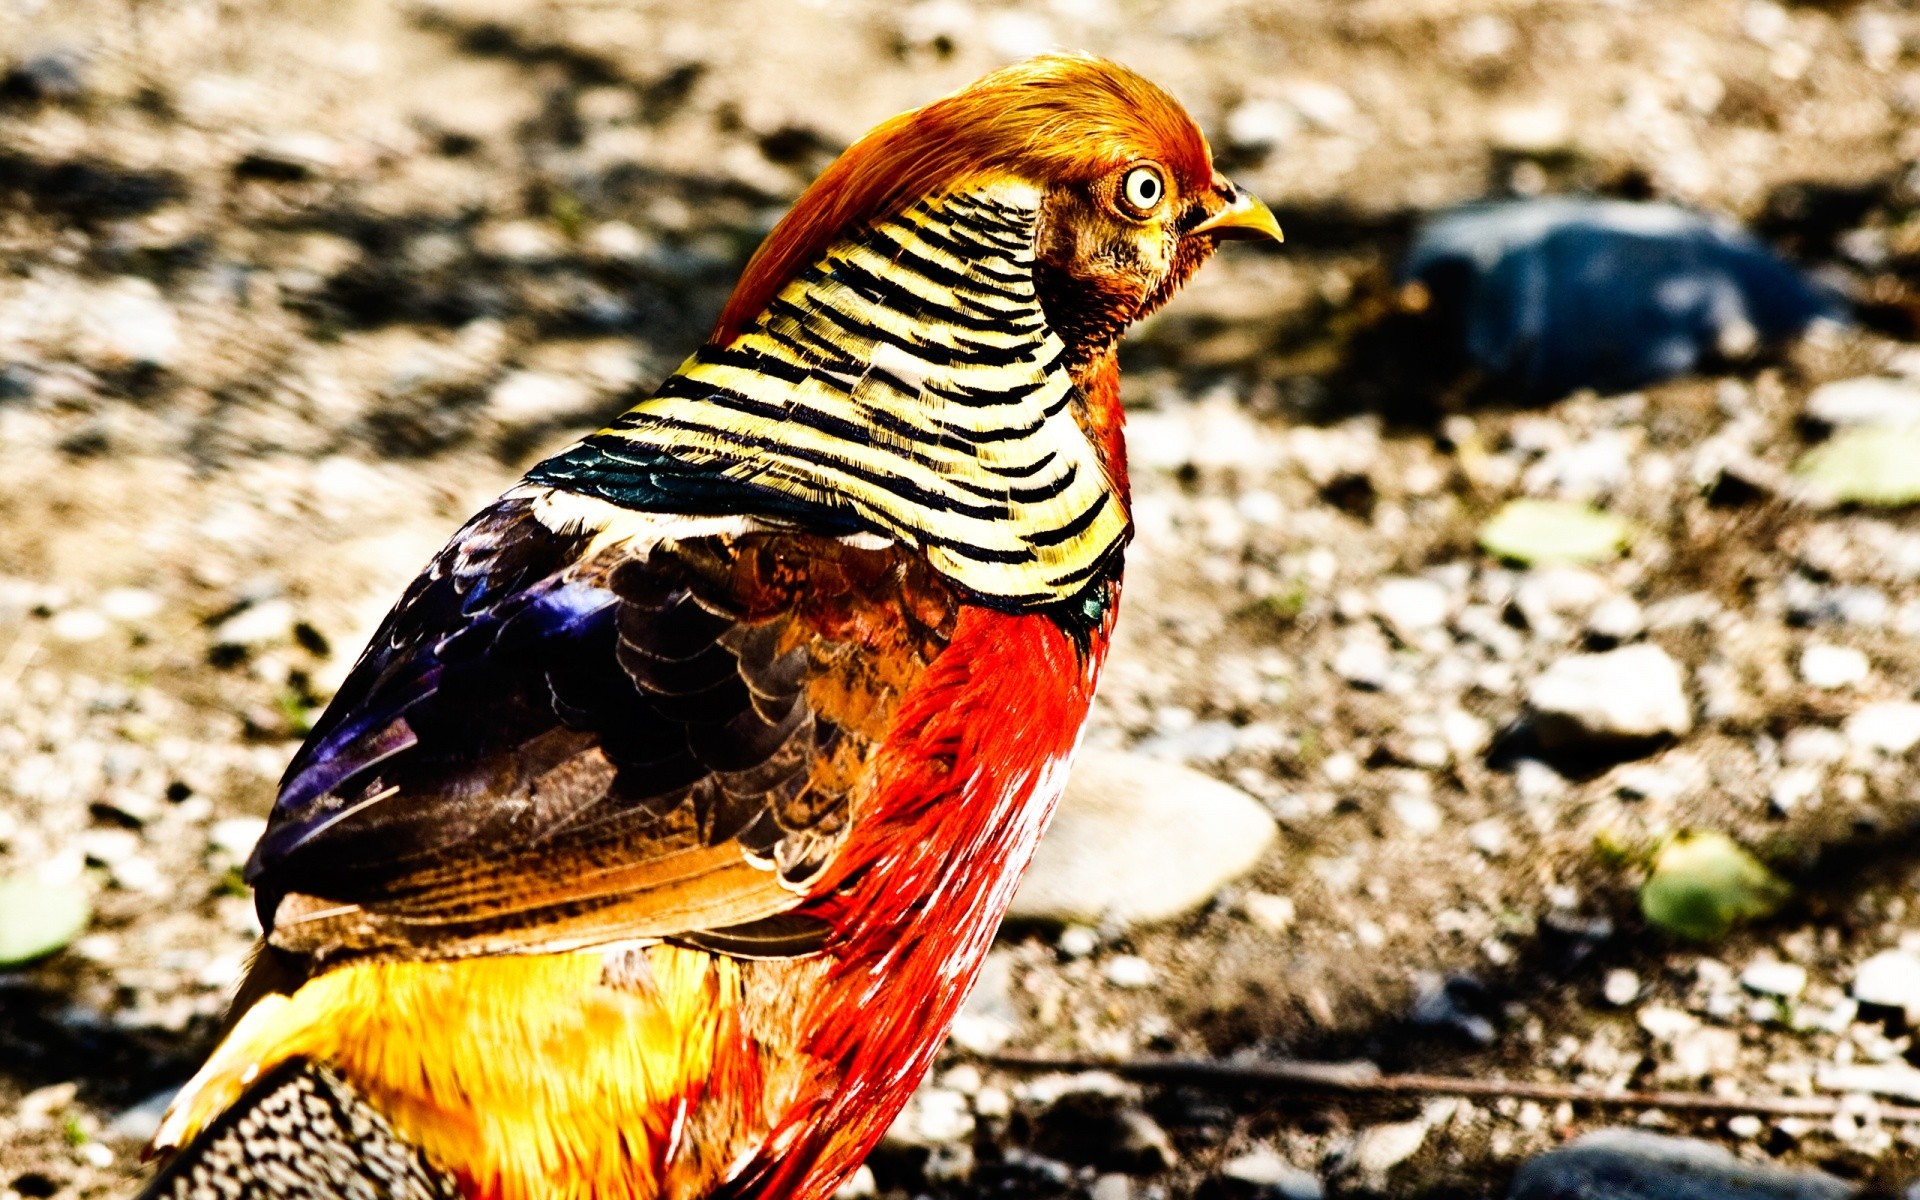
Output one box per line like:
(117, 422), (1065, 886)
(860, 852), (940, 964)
(980, 1052), (1920, 1125)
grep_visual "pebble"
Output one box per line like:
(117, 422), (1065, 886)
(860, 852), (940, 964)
(1389, 790), (1443, 834)
(1224, 98), (1300, 154)
(1332, 632), (1392, 690)
(1103, 955), (1156, 989)
(1781, 725), (1850, 766)
(1527, 644), (1693, 749)
(1508, 1129), (1854, 1200)
(486, 371), (599, 428)
(1816, 1062), (1920, 1103)
(1740, 959), (1807, 1000)
(98, 588), (162, 622)
(208, 817), (267, 859)
(1603, 969), (1641, 1007)
(1220, 1148), (1323, 1199)
(1058, 925), (1099, 958)
(1008, 751), (1275, 927)
(82, 278), (180, 370)
(1800, 643), (1869, 690)
(949, 949), (1018, 1054)
(1585, 594), (1646, 644)
(1769, 767), (1823, 815)
(831, 1165), (877, 1200)
(884, 1084), (973, 1146)
(1804, 376), (1920, 429)
(1845, 702), (1920, 755)
(49, 608), (111, 643)
(1374, 576), (1451, 642)
(1240, 891), (1295, 932)
(1852, 949), (1920, 1021)
(1283, 81), (1356, 132)
(212, 599), (296, 649)
(1354, 1117), (1428, 1176)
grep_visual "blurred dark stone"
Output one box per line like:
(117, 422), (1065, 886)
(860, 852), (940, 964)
(1, 54), (84, 105)
(1409, 973), (1499, 1045)
(1508, 1129), (1855, 1200)
(1394, 198), (1843, 405)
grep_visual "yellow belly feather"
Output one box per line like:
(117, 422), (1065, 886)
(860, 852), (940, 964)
(156, 947), (759, 1200)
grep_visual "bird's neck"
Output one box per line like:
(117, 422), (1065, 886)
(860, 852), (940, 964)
(526, 183), (1130, 622)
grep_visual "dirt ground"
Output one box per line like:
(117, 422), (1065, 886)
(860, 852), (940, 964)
(5, 0), (1920, 1196)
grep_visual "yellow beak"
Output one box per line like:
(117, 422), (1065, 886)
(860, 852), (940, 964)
(1192, 185), (1284, 243)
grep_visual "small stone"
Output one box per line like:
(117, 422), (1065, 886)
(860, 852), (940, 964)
(1468, 819), (1509, 857)
(1528, 644), (1693, 749)
(949, 949), (1018, 1054)
(79, 828), (139, 867)
(1058, 925), (1098, 958)
(208, 817), (267, 859)
(1513, 759), (1568, 807)
(1741, 959), (1807, 1000)
(1726, 1114), (1764, 1139)
(473, 219), (568, 263)
(885, 1085), (973, 1146)
(1845, 702), (1920, 755)
(1817, 1062), (1920, 1103)
(1332, 633), (1392, 690)
(1800, 643), (1869, 690)
(1374, 576), (1451, 642)
(98, 588), (162, 622)
(1354, 1118), (1428, 1176)
(1769, 767), (1823, 815)
(1853, 949), (1920, 1021)
(1224, 98), (1300, 155)
(1241, 891), (1295, 932)
(1220, 1148), (1323, 1199)
(1389, 791), (1443, 834)
(238, 133), (341, 179)
(1008, 752), (1276, 927)
(1103, 955), (1156, 989)
(213, 599), (296, 650)
(1509, 1129), (1853, 1200)
(82, 278), (180, 370)
(1603, 969), (1641, 1007)
(49, 609), (110, 643)
(585, 221), (655, 263)
(1637, 1004), (1699, 1042)
(1088, 1174), (1131, 1200)
(486, 371), (598, 428)
(1585, 595), (1646, 644)
(1781, 726), (1849, 766)
(1283, 81), (1355, 132)
(1805, 377), (1920, 429)
(832, 1165), (877, 1200)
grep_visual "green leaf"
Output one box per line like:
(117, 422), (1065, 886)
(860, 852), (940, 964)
(0, 875), (92, 966)
(1477, 499), (1631, 565)
(1639, 831), (1790, 943)
(1793, 425), (1920, 508)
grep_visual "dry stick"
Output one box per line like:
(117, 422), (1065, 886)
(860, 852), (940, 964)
(980, 1053), (1920, 1125)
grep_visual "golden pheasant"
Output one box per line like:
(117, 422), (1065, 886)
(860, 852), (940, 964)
(139, 54), (1280, 1200)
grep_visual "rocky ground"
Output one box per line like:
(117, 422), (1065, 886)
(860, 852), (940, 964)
(4, 0), (1920, 1197)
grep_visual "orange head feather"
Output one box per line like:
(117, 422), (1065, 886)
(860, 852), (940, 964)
(715, 55), (1231, 343)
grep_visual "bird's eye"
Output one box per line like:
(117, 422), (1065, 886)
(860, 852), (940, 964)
(1120, 166), (1165, 215)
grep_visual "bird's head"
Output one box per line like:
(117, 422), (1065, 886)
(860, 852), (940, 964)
(716, 55), (1281, 370)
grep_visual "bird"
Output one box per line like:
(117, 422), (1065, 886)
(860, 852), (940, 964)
(139, 54), (1281, 1200)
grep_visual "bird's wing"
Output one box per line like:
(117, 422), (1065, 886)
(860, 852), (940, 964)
(249, 489), (956, 962)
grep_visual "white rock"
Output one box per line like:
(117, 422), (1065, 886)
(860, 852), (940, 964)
(1740, 959), (1807, 1000)
(99, 588), (162, 622)
(1224, 98), (1300, 153)
(1058, 924), (1098, 957)
(82, 277), (180, 369)
(1853, 950), (1920, 1020)
(49, 608), (110, 643)
(1585, 595), (1646, 643)
(1800, 643), (1869, 690)
(1468, 819), (1509, 857)
(884, 1085), (974, 1146)
(1332, 632), (1392, 689)
(1818, 1062), (1920, 1103)
(1374, 576), (1451, 642)
(1221, 1148), (1323, 1198)
(1769, 766), (1823, 815)
(1637, 1004), (1700, 1042)
(949, 949), (1018, 1054)
(1241, 891), (1295, 932)
(1666, 1026), (1740, 1078)
(1782, 725), (1850, 765)
(213, 599), (296, 648)
(832, 1165), (878, 1200)
(1805, 377), (1920, 429)
(1104, 955), (1156, 989)
(474, 219), (567, 263)
(486, 371), (598, 427)
(1515, 566), (1613, 638)
(1009, 752), (1274, 927)
(1603, 968), (1641, 1007)
(1354, 1118), (1428, 1175)
(1528, 644), (1693, 747)
(584, 220), (655, 263)
(1390, 791), (1443, 834)
(1283, 81), (1356, 132)
(1845, 702), (1920, 754)
(208, 817), (267, 859)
